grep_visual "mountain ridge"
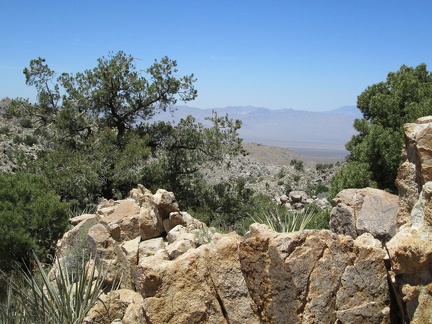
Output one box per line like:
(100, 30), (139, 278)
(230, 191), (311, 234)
(151, 105), (361, 162)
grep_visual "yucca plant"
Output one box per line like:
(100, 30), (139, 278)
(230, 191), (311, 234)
(253, 205), (315, 233)
(0, 252), (105, 324)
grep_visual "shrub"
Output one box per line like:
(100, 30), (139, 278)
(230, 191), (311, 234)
(12, 135), (22, 144)
(290, 159), (304, 171)
(23, 135), (38, 146)
(19, 118), (33, 128)
(253, 205), (315, 232)
(303, 204), (330, 230)
(0, 172), (69, 272)
(328, 162), (377, 199)
(306, 182), (329, 197)
(0, 252), (106, 323)
(0, 126), (9, 135)
(316, 163), (334, 171)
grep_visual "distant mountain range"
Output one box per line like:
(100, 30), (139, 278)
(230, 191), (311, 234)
(150, 105), (362, 162)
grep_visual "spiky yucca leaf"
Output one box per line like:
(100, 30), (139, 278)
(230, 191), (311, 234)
(253, 206), (315, 233)
(0, 252), (105, 324)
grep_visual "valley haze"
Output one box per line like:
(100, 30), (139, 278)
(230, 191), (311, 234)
(151, 105), (362, 162)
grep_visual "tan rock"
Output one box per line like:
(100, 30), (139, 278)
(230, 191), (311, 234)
(386, 227), (432, 275)
(129, 183), (153, 205)
(166, 237), (195, 259)
(166, 224), (190, 243)
(83, 289), (145, 324)
(138, 237), (166, 258)
(69, 213), (99, 226)
(153, 189), (179, 220)
(330, 188), (398, 241)
(139, 204), (164, 240)
(163, 211), (205, 233)
(56, 215), (99, 256)
(397, 116), (432, 227)
(115, 236), (141, 289)
(387, 119), (432, 321)
(135, 232), (259, 323)
(87, 223), (120, 287)
(239, 224), (390, 324)
(99, 199), (141, 241)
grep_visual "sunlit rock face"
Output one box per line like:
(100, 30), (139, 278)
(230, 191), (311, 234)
(59, 116), (432, 323)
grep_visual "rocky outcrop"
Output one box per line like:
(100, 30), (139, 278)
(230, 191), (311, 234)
(326, 116), (432, 323)
(386, 116), (432, 323)
(396, 116), (432, 227)
(329, 187), (399, 241)
(53, 116), (432, 323)
(240, 224), (390, 323)
(54, 185), (392, 323)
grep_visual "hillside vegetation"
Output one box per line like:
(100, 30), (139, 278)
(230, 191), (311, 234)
(0, 52), (333, 273)
(1, 52), (431, 275)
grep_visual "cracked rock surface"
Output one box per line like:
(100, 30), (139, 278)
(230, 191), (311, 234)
(56, 185), (391, 323)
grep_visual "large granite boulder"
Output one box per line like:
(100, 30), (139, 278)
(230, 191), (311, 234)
(330, 187), (398, 241)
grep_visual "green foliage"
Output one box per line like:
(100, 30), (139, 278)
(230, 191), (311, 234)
(141, 112), (242, 207)
(23, 135), (38, 146)
(306, 182), (329, 197)
(277, 167), (286, 179)
(0, 173), (69, 272)
(19, 118), (32, 128)
(188, 178), (260, 233)
(339, 63), (432, 194)
(303, 204), (330, 230)
(24, 58), (61, 112)
(328, 162), (377, 199)
(290, 159), (304, 171)
(10, 52), (244, 237)
(0, 252), (106, 323)
(253, 205), (315, 233)
(0, 126), (10, 135)
(19, 51), (241, 213)
(315, 163), (334, 171)
(58, 51), (197, 142)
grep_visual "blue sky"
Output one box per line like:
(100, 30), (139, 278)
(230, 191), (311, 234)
(1, 0), (432, 111)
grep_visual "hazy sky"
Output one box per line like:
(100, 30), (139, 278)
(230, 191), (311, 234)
(1, 0), (432, 111)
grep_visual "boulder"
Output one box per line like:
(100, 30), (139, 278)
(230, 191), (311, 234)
(99, 199), (141, 241)
(139, 237), (166, 258)
(135, 232), (259, 323)
(57, 173), (432, 323)
(56, 214), (99, 256)
(330, 187), (398, 241)
(153, 189), (179, 220)
(69, 213), (99, 226)
(239, 223), (390, 323)
(115, 236), (141, 290)
(162, 211), (205, 233)
(289, 190), (307, 203)
(87, 223), (120, 287)
(84, 289), (145, 323)
(279, 194), (288, 204)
